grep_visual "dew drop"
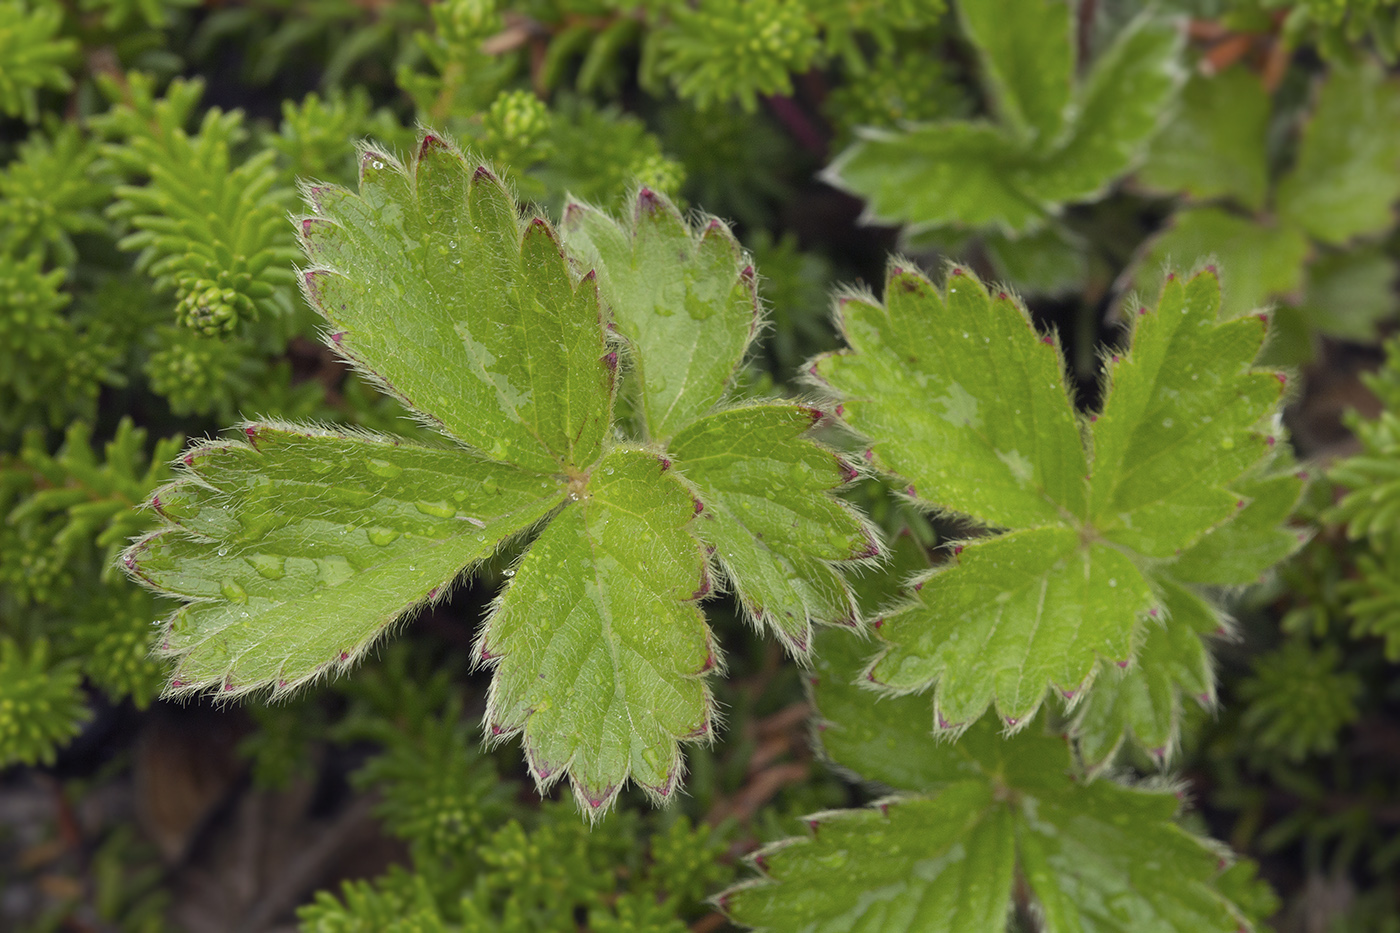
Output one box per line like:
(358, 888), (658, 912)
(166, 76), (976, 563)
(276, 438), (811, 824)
(416, 500), (456, 519)
(1108, 578), (1118, 588)
(217, 546), (229, 557)
(372, 159), (384, 169)
(367, 527), (401, 546)
(367, 458), (403, 478)
(249, 554), (286, 580)
(503, 568), (516, 578)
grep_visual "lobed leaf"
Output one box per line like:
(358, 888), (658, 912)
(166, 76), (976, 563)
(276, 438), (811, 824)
(870, 527), (1153, 725)
(477, 446), (713, 815)
(560, 189), (758, 441)
(1071, 580), (1217, 769)
(727, 635), (1259, 932)
(562, 191), (878, 652)
(814, 267), (1087, 531)
(816, 264), (1288, 731)
(1090, 271), (1282, 557)
(1026, 13), (1184, 208)
(299, 135), (614, 473)
(670, 403), (875, 652)
(125, 424), (564, 697)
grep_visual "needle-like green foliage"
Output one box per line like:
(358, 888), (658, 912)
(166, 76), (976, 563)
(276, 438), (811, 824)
(811, 263), (1302, 763)
(123, 133), (874, 815)
(0, 0), (76, 123)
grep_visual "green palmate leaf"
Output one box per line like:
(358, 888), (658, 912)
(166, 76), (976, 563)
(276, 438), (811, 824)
(125, 133), (867, 812)
(559, 189), (758, 441)
(1136, 66), (1271, 211)
(1130, 207), (1310, 321)
(479, 447), (709, 811)
(957, 0), (1073, 145)
(562, 189), (878, 652)
(1276, 59), (1400, 245)
(300, 137), (613, 473)
(814, 265), (1287, 727)
(126, 424), (565, 696)
(826, 9), (1181, 235)
(724, 631), (1260, 933)
(670, 403), (875, 651)
(1072, 580), (1217, 768)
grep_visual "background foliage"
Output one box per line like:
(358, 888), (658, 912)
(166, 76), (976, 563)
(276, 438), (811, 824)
(3, 0), (1400, 930)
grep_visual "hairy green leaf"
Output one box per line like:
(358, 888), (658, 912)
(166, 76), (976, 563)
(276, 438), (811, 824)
(726, 631), (1260, 932)
(1072, 580), (1217, 768)
(1296, 245), (1399, 342)
(300, 137), (613, 473)
(560, 189), (758, 441)
(814, 265), (1287, 726)
(670, 403), (874, 651)
(478, 446), (710, 813)
(820, 268), (1087, 531)
(1276, 59), (1400, 245)
(128, 424), (564, 696)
